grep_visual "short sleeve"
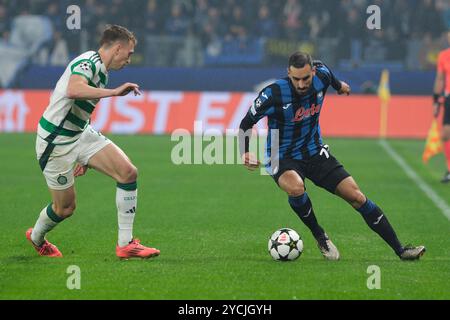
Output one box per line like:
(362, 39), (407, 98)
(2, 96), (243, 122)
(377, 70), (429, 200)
(71, 59), (96, 82)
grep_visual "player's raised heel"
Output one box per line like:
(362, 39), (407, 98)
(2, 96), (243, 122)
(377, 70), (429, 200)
(25, 228), (63, 257)
(316, 233), (340, 260)
(116, 238), (160, 260)
(399, 245), (426, 261)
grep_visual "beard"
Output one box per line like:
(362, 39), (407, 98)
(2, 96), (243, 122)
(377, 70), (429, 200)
(296, 87), (310, 95)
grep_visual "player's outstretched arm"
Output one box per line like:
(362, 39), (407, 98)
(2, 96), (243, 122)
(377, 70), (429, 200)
(113, 82), (142, 96)
(66, 74), (141, 100)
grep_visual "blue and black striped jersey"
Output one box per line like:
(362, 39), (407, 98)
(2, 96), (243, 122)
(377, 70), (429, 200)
(243, 61), (342, 161)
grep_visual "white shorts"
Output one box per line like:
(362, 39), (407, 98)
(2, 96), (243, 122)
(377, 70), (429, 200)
(36, 125), (112, 190)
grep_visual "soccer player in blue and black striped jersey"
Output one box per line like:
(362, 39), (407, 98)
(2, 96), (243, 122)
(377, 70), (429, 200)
(239, 52), (425, 260)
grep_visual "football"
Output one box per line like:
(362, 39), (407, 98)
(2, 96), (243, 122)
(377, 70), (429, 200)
(268, 228), (303, 261)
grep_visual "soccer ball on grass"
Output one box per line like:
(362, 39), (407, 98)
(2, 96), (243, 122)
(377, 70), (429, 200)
(268, 228), (303, 261)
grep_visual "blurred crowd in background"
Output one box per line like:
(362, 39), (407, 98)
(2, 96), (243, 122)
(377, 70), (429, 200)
(0, 0), (449, 70)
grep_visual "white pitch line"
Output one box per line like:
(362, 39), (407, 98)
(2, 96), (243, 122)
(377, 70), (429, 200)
(379, 139), (450, 222)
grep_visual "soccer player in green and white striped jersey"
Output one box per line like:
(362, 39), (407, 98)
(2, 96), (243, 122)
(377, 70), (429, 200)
(26, 25), (160, 259)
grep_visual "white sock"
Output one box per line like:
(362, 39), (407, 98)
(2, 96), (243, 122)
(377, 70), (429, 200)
(116, 182), (137, 247)
(31, 204), (63, 246)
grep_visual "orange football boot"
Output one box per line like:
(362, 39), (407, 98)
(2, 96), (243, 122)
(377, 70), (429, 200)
(26, 228), (63, 257)
(116, 239), (160, 260)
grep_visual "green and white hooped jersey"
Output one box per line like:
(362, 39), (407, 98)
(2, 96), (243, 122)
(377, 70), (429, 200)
(38, 51), (109, 145)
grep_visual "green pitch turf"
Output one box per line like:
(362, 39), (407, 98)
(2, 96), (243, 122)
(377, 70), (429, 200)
(0, 133), (449, 300)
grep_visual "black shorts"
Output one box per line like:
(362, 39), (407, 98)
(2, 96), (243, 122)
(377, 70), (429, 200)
(444, 96), (450, 125)
(270, 147), (350, 194)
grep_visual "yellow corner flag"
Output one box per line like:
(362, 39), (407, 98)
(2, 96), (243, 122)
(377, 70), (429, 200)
(378, 69), (391, 138)
(422, 119), (443, 163)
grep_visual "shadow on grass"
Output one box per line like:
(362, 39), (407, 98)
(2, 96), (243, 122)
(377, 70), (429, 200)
(128, 254), (448, 266)
(0, 255), (37, 263)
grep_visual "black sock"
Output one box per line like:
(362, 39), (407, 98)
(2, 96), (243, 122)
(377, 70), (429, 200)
(357, 199), (404, 256)
(288, 193), (325, 240)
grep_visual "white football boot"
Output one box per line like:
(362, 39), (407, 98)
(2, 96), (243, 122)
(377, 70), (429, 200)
(399, 245), (426, 261)
(317, 233), (340, 260)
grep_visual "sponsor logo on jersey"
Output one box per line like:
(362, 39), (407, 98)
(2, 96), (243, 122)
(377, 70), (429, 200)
(292, 104), (322, 122)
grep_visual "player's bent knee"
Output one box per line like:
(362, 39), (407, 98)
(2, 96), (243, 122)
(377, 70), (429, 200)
(54, 202), (76, 219)
(118, 164), (138, 183)
(279, 171), (305, 196)
(285, 184), (305, 197)
(349, 190), (366, 209)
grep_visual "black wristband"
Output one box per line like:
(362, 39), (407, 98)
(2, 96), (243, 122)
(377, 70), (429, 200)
(433, 93), (441, 104)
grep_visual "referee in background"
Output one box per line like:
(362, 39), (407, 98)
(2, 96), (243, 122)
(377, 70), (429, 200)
(433, 30), (450, 183)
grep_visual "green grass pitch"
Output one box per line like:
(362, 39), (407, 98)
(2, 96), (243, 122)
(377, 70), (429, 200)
(0, 133), (449, 299)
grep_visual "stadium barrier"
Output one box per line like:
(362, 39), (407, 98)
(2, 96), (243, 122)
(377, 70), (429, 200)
(16, 66), (436, 95)
(0, 90), (432, 138)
